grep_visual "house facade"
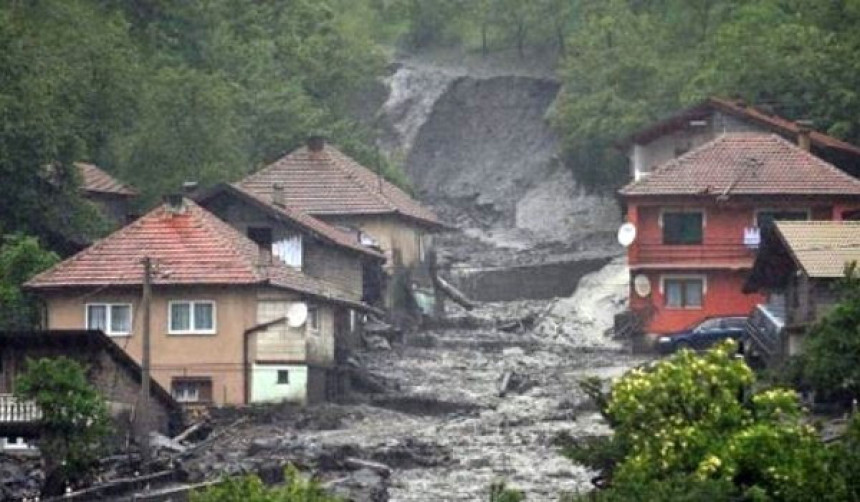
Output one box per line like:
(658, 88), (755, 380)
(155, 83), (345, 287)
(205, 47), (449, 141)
(233, 137), (445, 309)
(0, 330), (179, 449)
(621, 97), (860, 182)
(76, 162), (138, 226)
(744, 221), (860, 362)
(619, 133), (860, 335)
(25, 198), (375, 407)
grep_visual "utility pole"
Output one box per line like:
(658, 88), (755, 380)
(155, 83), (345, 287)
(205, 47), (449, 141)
(138, 256), (152, 465)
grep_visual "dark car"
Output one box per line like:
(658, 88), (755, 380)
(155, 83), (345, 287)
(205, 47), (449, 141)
(656, 316), (748, 354)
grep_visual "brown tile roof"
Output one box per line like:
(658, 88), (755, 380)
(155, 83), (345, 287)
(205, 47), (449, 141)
(195, 183), (383, 260)
(619, 133), (860, 197)
(25, 199), (367, 307)
(239, 144), (443, 228)
(76, 162), (138, 197)
(775, 221), (860, 278)
(621, 97), (860, 158)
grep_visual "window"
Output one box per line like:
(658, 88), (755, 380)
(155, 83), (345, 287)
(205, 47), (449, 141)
(86, 303), (132, 336)
(171, 378), (212, 403)
(755, 209), (809, 229)
(664, 277), (704, 308)
(272, 234), (302, 269)
(695, 318), (722, 332)
(307, 306), (319, 332)
(662, 211), (703, 245)
(276, 370), (289, 385)
(247, 227), (273, 249)
(169, 301), (216, 334)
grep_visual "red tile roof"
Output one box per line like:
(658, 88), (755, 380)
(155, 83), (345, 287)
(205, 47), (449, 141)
(76, 162), (138, 197)
(621, 97), (860, 158)
(620, 133), (860, 197)
(239, 144), (443, 228)
(196, 183), (383, 260)
(25, 199), (366, 307)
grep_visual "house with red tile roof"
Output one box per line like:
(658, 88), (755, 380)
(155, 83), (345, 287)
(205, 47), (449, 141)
(213, 137), (445, 309)
(76, 162), (138, 225)
(619, 133), (860, 335)
(619, 97), (860, 183)
(25, 197), (377, 406)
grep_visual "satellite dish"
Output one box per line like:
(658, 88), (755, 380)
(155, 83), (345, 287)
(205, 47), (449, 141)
(286, 302), (308, 328)
(617, 223), (637, 247)
(634, 274), (651, 297)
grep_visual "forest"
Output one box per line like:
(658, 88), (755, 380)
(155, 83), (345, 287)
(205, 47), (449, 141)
(2, 0), (860, 322)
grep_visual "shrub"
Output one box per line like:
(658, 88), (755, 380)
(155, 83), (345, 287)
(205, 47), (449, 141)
(14, 357), (111, 496)
(191, 465), (340, 502)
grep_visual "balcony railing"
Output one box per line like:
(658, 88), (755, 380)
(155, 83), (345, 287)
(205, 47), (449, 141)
(0, 394), (42, 424)
(635, 240), (756, 264)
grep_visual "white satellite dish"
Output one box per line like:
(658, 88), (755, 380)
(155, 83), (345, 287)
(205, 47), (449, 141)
(286, 302), (308, 328)
(633, 274), (652, 297)
(617, 222), (637, 247)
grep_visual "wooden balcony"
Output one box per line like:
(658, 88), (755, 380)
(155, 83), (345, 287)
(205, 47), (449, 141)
(0, 394), (42, 436)
(632, 240), (756, 269)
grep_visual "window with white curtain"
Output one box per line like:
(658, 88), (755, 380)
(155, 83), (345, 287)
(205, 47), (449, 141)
(86, 303), (132, 336)
(169, 301), (216, 334)
(272, 234), (302, 269)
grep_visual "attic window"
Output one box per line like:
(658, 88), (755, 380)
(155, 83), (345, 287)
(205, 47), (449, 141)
(273, 234), (302, 269)
(247, 227), (273, 249)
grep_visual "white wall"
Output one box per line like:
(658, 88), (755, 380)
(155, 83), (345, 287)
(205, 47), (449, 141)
(250, 364), (307, 404)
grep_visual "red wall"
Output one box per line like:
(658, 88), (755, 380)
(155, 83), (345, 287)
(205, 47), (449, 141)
(627, 199), (838, 334)
(630, 270), (764, 333)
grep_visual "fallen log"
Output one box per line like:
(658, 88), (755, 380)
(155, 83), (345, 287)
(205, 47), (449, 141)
(432, 273), (477, 311)
(173, 421), (208, 443)
(344, 457), (392, 478)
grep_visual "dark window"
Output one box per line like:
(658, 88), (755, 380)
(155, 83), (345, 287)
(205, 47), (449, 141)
(723, 318), (748, 330)
(665, 278), (704, 308)
(277, 370), (289, 385)
(307, 307), (319, 331)
(247, 227), (273, 249)
(171, 378), (213, 403)
(695, 318), (721, 332)
(663, 212), (703, 245)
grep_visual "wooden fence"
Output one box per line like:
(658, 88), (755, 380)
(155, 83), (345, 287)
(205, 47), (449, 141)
(0, 393), (42, 424)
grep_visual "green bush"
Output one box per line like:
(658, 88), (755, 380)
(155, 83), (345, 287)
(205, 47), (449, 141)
(14, 357), (111, 496)
(566, 342), (853, 501)
(191, 465), (340, 502)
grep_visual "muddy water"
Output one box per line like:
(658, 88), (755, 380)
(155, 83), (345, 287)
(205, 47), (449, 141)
(302, 322), (649, 501)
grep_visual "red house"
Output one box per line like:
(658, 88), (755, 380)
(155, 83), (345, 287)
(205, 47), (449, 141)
(619, 133), (860, 334)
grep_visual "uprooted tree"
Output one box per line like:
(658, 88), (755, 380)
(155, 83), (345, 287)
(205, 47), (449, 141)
(14, 357), (111, 497)
(563, 342), (860, 501)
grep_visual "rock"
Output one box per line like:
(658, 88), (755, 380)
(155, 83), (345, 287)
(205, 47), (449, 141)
(364, 334), (392, 351)
(247, 437), (282, 456)
(326, 468), (389, 502)
(502, 347), (525, 358)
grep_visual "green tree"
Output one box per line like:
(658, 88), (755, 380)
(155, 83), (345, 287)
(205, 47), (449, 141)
(0, 234), (59, 329)
(191, 465), (340, 502)
(798, 264), (860, 403)
(567, 342), (851, 501)
(15, 357), (112, 497)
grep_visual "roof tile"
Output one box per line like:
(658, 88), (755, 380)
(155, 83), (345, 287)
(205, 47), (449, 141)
(239, 144), (442, 227)
(776, 221), (860, 278)
(76, 162), (138, 196)
(620, 133), (860, 197)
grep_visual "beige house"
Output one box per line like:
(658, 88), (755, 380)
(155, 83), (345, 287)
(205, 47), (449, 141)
(233, 137), (446, 308)
(25, 198), (376, 406)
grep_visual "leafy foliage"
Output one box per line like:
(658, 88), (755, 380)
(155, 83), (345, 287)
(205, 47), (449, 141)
(191, 465), (340, 502)
(14, 357), (111, 496)
(0, 234), (58, 329)
(788, 264), (860, 403)
(555, 0), (860, 190)
(488, 480), (525, 502)
(567, 342), (855, 501)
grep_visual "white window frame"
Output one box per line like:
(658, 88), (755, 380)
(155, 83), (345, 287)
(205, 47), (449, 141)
(660, 274), (707, 310)
(171, 379), (210, 403)
(753, 208), (811, 227)
(85, 303), (133, 337)
(306, 306), (320, 334)
(168, 300), (217, 335)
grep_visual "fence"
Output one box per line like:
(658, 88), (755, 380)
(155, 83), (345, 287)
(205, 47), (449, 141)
(0, 394), (42, 424)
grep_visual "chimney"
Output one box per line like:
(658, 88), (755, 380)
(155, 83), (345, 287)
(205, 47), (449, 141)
(796, 120), (813, 151)
(163, 194), (185, 214)
(272, 183), (285, 207)
(181, 181), (198, 194)
(307, 135), (325, 153)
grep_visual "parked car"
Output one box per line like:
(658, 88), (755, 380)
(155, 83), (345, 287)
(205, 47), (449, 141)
(656, 316), (749, 354)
